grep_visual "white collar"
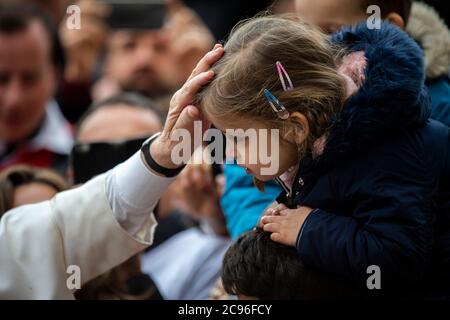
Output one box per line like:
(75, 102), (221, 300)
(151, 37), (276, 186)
(278, 163), (300, 192)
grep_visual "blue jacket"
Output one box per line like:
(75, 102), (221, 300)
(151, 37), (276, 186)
(427, 76), (450, 126)
(221, 164), (280, 239)
(275, 23), (450, 294)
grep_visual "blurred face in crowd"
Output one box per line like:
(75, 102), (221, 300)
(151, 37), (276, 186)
(104, 30), (187, 97)
(0, 20), (56, 144)
(13, 182), (58, 207)
(295, 0), (368, 33)
(77, 103), (162, 143)
(295, 0), (406, 33)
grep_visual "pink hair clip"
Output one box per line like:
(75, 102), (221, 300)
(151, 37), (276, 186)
(276, 61), (294, 91)
(263, 61), (294, 120)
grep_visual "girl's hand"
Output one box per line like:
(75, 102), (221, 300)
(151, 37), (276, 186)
(257, 203), (288, 228)
(261, 206), (314, 247)
(150, 44), (225, 169)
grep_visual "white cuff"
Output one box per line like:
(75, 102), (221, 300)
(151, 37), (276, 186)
(106, 151), (176, 237)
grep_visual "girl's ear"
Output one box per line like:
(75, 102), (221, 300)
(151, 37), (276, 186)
(287, 112), (310, 145)
(386, 12), (405, 29)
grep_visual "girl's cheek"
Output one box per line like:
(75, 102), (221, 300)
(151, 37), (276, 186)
(258, 136), (272, 166)
(226, 137), (278, 168)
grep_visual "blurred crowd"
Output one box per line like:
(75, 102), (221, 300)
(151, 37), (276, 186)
(1, 0), (450, 300)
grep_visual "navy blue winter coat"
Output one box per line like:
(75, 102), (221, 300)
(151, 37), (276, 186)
(277, 23), (450, 295)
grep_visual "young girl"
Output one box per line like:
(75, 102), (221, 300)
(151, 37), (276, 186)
(199, 16), (450, 294)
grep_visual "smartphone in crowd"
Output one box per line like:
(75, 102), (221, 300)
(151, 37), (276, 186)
(103, 0), (166, 30)
(71, 137), (147, 184)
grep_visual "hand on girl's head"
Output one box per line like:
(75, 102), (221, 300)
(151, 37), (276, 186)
(151, 44), (224, 168)
(261, 206), (314, 247)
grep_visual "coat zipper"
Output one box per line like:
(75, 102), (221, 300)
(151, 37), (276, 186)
(275, 177), (294, 208)
(275, 176), (306, 209)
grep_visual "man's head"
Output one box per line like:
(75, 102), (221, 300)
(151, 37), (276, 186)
(222, 228), (361, 300)
(295, 0), (412, 33)
(77, 92), (163, 143)
(0, 4), (64, 144)
(103, 30), (175, 97)
(103, 3), (214, 98)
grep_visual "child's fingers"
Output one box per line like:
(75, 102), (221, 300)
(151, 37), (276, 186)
(279, 208), (302, 216)
(270, 204), (288, 216)
(260, 216), (272, 226)
(280, 206), (314, 217)
(263, 204), (286, 217)
(262, 222), (281, 234)
(270, 232), (288, 246)
(263, 208), (275, 217)
(274, 204), (288, 212)
(271, 232), (295, 247)
(260, 216), (268, 225)
(261, 215), (285, 225)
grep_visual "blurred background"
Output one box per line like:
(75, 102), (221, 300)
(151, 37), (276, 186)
(0, 0), (449, 300)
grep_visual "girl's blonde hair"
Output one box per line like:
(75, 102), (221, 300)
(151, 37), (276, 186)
(201, 15), (346, 148)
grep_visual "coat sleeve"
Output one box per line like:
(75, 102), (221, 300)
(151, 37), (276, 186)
(296, 172), (435, 289)
(0, 173), (156, 299)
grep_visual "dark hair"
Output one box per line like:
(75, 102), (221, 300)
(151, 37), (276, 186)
(0, 165), (69, 217)
(0, 3), (65, 70)
(222, 228), (362, 300)
(360, 0), (412, 24)
(76, 92), (164, 134)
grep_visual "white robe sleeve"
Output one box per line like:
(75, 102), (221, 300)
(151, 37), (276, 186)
(0, 151), (175, 299)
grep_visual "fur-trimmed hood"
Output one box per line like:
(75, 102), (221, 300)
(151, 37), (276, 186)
(406, 1), (450, 79)
(304, 22), (432, 179)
